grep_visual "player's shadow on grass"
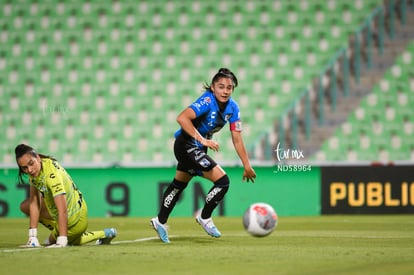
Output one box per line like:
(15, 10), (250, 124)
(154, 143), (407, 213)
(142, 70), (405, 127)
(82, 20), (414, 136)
(146, 236), (226, 244)
(170, 236), (223, 244)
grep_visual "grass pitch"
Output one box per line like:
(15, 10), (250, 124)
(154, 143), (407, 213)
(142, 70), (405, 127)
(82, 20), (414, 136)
(1, 215), (413, 275)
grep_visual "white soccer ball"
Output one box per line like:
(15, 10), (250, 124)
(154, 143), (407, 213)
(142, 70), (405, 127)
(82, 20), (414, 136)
(243, 202), (278, 237)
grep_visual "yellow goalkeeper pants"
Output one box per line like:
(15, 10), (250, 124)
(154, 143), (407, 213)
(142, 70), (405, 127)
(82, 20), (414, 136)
(50, 201), (106, 245)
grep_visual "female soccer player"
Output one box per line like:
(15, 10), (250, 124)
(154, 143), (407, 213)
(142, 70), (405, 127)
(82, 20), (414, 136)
(151, 68), (256, 243)
(16, 144), (117, 247)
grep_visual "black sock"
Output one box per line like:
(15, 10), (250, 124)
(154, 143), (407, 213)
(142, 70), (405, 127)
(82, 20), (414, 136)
(201, 185), (229, 219)
(158, 179), (188, 224)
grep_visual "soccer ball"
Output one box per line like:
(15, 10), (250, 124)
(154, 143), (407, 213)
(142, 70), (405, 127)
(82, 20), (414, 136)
(243, 202), (278, 237)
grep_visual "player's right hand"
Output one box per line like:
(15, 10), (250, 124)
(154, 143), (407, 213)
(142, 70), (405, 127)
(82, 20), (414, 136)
(203, 139), (220, 152)
(21, 236), (41, 248)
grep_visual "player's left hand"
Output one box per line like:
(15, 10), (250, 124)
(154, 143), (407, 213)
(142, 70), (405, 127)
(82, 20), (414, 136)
(242, 167), (256, 183)
(46, 236), (68, 248)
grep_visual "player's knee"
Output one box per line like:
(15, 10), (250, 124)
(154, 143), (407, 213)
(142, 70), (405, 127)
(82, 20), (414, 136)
(214, 174), (230, 188)
(205, 175), (230, 204)
(172, 178), (189, 190)
(20, 199), (29, 215)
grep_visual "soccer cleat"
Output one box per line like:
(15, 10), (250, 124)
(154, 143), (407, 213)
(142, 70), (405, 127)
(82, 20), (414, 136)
(150, 217), (170, 243)
(96, 228), (117, 245)
(196, 215), (221, 238)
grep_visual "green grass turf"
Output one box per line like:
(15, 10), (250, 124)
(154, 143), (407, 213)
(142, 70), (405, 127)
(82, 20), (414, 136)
(0, 215), (413, 275)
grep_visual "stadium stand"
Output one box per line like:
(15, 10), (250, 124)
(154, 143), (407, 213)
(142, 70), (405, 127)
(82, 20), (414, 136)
(0, 0), (405, 166)
(314, 40), (414, 162)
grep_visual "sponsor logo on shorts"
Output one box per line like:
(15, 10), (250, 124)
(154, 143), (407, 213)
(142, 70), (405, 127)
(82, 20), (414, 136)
(198, 158), (211, 168)
(194, 150), (205, 161)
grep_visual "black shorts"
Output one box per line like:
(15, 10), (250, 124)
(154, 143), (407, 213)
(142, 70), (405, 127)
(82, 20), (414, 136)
(174, 133), (217, 176)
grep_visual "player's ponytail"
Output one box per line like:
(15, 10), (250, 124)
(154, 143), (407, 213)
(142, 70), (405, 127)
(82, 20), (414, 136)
(203, 68), (238, 91)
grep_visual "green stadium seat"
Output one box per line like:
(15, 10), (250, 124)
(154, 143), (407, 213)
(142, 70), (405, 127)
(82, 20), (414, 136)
(0, 0), (390, 165)
(317, 39), (414, 162)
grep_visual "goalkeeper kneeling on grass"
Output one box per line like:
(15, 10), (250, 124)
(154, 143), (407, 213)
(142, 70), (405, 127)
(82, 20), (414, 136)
(15, 144), (117, 248)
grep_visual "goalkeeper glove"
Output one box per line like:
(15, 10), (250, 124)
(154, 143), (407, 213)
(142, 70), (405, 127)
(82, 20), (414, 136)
(23, 228), (41, 248)
(47, 236), (68, 248)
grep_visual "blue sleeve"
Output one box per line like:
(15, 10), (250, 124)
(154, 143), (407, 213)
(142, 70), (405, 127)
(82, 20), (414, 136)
(189, 92), (213, 117)
(228, 100), (241, 123)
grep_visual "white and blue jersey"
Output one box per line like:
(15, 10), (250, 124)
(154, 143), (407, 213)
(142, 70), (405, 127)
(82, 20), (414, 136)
(174, 90), (242, 148)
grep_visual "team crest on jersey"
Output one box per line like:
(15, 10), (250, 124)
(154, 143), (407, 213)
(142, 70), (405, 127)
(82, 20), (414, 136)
(204, 97), (211, 104)
(225, 114), (231, 121)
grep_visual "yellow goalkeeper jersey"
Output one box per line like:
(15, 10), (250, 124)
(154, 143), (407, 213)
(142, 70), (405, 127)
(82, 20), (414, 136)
(29, 158), (84, 225)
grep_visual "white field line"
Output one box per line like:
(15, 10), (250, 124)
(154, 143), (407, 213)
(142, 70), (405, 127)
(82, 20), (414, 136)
(1, 233), (251, 253)
(109, 235), (178, 245)
(1, 235), (177, 253)
(1, 247), (43, 253)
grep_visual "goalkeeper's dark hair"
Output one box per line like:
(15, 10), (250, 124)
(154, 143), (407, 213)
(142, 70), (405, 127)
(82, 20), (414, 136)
(15, 144), (56, 184)
(203, 68), (238, 91)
